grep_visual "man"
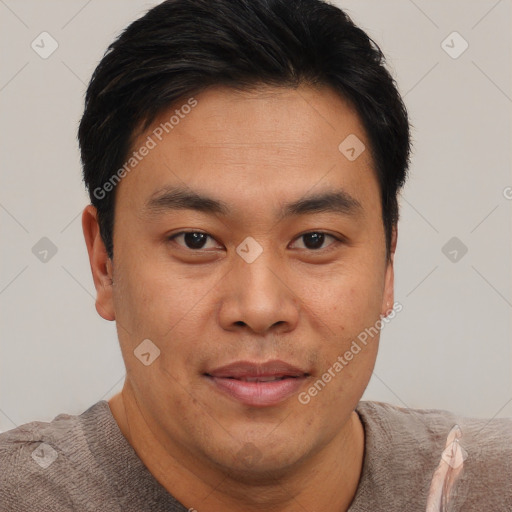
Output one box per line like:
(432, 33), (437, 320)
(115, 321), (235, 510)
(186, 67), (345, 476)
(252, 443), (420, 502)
(1, 0), (510, 510)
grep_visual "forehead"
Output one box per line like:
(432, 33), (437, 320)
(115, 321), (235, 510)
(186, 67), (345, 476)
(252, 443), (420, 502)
(161, 84), (367, 151)
(118, 83), (379, 219)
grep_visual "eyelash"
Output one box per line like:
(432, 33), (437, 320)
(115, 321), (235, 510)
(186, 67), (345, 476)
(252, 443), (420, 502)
(167, 231), (343, 253)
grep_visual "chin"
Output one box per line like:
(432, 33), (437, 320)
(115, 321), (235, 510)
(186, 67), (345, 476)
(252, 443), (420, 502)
(220, 457), (299, 485)
(206, 439), (309, 483)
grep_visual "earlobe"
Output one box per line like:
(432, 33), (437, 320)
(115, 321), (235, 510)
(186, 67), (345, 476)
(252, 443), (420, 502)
(82, 205), (116, 321)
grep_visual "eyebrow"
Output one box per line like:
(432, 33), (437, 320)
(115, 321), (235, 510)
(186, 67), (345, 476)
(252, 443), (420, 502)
(144, 185), (363, 220)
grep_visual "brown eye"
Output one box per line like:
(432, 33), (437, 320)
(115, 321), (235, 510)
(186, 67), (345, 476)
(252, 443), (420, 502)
(169, 232), (218, 250)
(291, 232), (339, 251)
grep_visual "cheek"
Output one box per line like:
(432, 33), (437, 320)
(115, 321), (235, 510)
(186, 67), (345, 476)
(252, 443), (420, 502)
(112, 254), (191, 337)
(301, 258), (385, 332)
(112, 259), (215, 380)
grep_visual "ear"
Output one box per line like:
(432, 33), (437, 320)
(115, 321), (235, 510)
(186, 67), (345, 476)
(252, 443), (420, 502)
(380, 224), (397, 318)
(82, 205), (115, 321)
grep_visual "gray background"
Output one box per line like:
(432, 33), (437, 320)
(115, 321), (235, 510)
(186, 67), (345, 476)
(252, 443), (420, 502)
(0, 0), (511, 431)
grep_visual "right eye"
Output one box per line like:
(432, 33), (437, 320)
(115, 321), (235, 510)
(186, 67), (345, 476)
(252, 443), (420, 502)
(168, 231), (222, 251)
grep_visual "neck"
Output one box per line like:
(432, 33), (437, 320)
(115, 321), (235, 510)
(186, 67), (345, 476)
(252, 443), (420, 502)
(108, 385), (365, 512)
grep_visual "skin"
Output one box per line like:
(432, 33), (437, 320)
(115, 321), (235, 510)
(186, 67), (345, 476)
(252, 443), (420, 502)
(83, 83), (397, 512)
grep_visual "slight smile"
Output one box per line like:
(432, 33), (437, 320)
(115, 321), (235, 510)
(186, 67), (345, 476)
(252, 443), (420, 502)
(204, 359), (311, 407)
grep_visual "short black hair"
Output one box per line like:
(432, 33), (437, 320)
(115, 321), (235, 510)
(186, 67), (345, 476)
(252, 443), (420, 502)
(78, 0), (411, 260)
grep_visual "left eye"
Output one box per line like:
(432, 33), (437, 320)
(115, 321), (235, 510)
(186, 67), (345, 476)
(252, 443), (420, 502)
(290, 232), (339, 251)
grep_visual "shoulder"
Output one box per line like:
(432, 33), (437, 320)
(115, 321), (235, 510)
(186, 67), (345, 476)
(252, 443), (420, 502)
(0, 402), (112, 511)
(357, 399), (512, 452)
(356, 400), (512, 508)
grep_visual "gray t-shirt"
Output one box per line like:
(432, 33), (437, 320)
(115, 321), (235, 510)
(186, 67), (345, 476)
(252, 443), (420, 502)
(1, 400), (510, 511)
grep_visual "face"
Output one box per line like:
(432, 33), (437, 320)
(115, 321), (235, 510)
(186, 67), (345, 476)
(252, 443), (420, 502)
(86, 84), (396, 478)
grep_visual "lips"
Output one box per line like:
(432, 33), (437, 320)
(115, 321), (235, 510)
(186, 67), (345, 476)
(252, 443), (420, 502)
(206, 360), (308, 379)
(204, 360), (310, 407)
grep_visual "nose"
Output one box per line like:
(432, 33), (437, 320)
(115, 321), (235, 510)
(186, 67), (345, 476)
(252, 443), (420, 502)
(217, 250), (300, 335)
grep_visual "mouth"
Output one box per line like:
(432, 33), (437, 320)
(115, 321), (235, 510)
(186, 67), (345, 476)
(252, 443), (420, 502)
(218, 375), (300, 382)
(204, 360), (310, 407)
